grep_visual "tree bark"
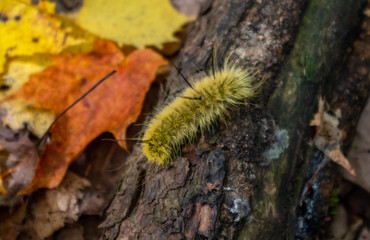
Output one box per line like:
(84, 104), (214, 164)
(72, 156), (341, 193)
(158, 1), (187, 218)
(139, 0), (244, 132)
(101, 0), (369, 239)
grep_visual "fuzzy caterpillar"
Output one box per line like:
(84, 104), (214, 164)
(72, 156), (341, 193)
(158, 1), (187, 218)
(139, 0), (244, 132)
(142, 58), (262, 166)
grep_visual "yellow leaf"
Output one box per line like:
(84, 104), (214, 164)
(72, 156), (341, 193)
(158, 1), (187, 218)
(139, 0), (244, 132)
(1, 99), (54, 138)
(64, 0), (190, 48)
(0, 57), (53, 99)
(0, 57), (55, 137)
(0, 0), (95, 73)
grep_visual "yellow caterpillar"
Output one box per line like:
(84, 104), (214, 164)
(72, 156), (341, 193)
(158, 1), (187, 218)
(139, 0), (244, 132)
(142, 58), (263, 166)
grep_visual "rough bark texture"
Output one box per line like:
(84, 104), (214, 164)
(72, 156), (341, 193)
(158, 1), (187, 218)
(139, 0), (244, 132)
(101, 0), (369, 239)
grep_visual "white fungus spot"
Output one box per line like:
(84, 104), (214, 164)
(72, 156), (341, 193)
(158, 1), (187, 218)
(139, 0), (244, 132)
(261, 128), (289, 166)
(230, 198), (250, 222)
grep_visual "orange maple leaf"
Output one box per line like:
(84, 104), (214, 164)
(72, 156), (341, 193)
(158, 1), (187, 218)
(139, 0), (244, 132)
(5, 40), (167, 193)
